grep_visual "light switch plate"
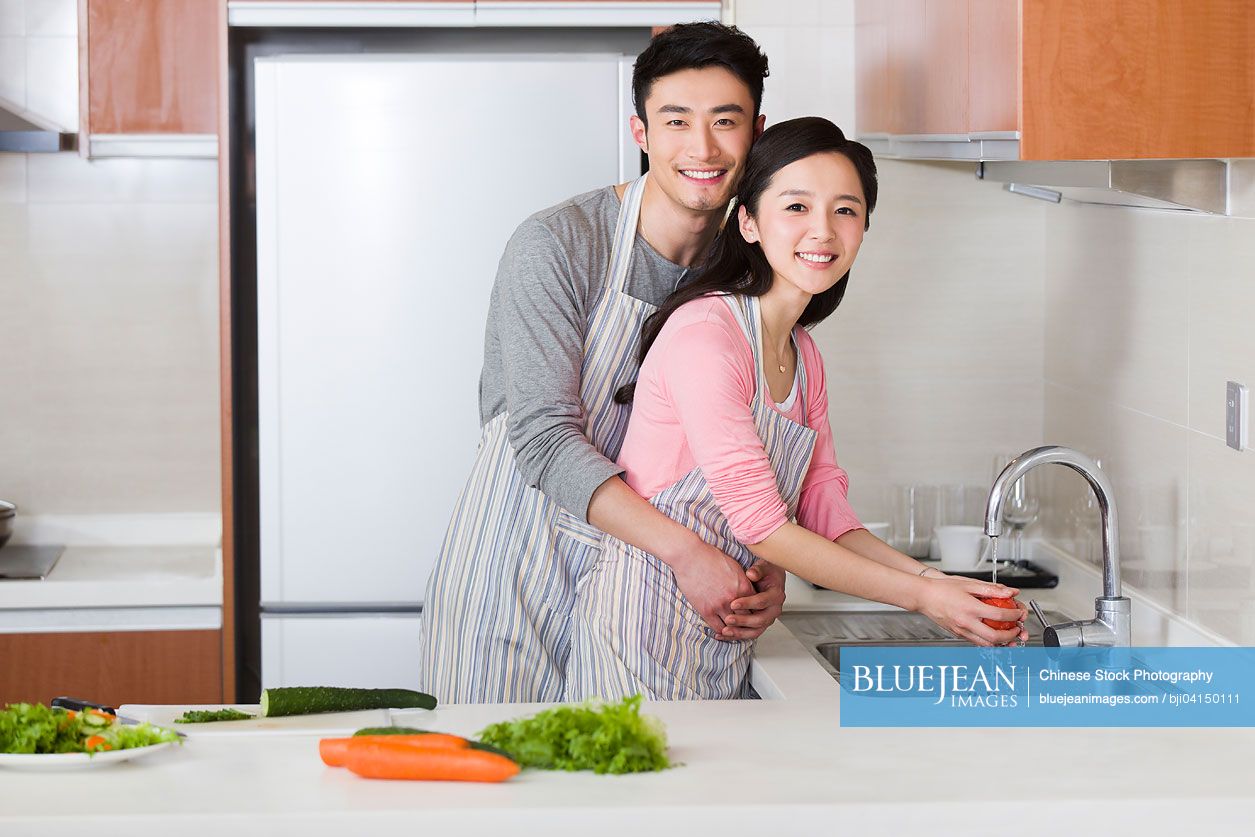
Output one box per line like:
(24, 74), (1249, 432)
(1227, 381), (1248, 451)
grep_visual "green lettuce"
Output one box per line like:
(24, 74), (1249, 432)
(476, 694), (670, 775)
(0, 703), (62, 753)
(0, 703), (179, 754)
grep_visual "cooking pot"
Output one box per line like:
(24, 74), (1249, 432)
(0, 501), (15, 550)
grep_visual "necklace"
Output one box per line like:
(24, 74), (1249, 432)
(762, 321), (790, 375)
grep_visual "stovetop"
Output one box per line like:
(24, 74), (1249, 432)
(0, 545), (66, 579)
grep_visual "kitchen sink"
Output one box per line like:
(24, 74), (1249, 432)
(780, 608), (1073, 681)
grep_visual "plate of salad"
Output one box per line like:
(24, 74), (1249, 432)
(0, 702), (182, 771)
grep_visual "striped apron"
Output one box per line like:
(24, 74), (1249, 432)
(564, 294), (819, 702)
(417, 174), (657, 704)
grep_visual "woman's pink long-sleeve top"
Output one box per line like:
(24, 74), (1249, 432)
(617, 295), (863, 545)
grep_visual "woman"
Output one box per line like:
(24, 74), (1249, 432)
(564, 117), (1027, 702)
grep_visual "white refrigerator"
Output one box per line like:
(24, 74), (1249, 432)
(254, 52), (638, 688)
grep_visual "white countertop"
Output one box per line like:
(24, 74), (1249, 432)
(0, 546), (221, 632)
(0, 546), (220, 610)
(2, 622), (1253, 835)
(3, 541), (1248, 833)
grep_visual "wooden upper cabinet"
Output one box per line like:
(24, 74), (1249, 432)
(966, 0), (1017, 134)
(84, 0), (218, 135)
(921, 0), (969, 136)
(856, 0), (1255, 159)
(885, 0), (927, 134)
(854, 0), (889, 135)
(859, 0), (994, 137)
(1020, 0), (1255, 159)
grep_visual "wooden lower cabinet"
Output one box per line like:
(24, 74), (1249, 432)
(0, 630), (222, 706)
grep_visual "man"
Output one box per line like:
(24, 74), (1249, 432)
(418, 22), (782, 703)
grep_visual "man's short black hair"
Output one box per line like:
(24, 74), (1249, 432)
(632, 22), (769, 125)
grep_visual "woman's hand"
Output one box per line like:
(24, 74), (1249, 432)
(915, 577), (1029, 646)
(670, 541), (757, 640)
(717, 559), (787, 641)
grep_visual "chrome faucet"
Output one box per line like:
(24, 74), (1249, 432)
(984, 446), (1131, 647)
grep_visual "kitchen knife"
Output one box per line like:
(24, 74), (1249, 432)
(51, 696), (187, 738)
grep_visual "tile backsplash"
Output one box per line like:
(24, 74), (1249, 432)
(0, 0), (219, 518)
(0, 153), (220, 515)
(1040, 205), (1255, 644)
(810, 158), (1046, 522)
(0, 0), (78, 129)
(741, 2), (1255, 645)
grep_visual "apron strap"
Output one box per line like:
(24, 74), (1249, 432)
(793, 325), (809, 417)
(607, 173), (648, 295)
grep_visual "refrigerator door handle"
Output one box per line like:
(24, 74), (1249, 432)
(259, 603), (423, 616)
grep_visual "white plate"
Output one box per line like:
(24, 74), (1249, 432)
(0, 741), (177, 771)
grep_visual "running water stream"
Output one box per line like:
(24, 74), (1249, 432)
(989, 536), (999, 586)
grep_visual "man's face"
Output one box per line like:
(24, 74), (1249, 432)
(632, 66), (763, 214)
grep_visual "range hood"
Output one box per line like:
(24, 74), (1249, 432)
(977, 159), (1255, 217)
(0, 99), (76, 153)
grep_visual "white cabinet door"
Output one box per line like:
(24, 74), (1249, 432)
(255, 54), (627, 606)
(261, 614), (423, 689)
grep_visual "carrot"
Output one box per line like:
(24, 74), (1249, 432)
(345, 739), (519, 782)
(319, 733), (470, 768)
(320, 738), (352, 767)
(84, 735), (111, 752)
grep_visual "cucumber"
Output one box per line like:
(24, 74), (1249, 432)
(352, 726), (430, 736)
(175, 708), (255, 723)
(260, 687), (437, 717)
(351, 725), (515, 762)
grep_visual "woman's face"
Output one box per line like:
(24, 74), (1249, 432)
(738, 151), (867, 299)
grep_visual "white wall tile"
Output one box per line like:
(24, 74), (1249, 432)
(1187, 430), (1255, 644)
(1039, 382), (1112, 566)
(0, 34), (25, 106)
(1187, 216), (1255, 440)
(24, 0), (75, 36)
(779, 25), (824, 122)
(0, 0), (23, 36)
(1041, 383), (1188, 613)
(829, 372), (1043, 484)
(734, 0), (821, 27)
(0, 265), (33, 495)
(27, 154), (219, 204)
(746, 24), (856, 126)
(0, 153), (25, 202)
(2, 154), (222, 515)
(818, 0), (855, 27)
(1041, 204), (1255, 638)
(1043, 203), (1192, 426)
(818, 25), (857, 132)
(0, 205), (27, 261)
(808, 156), (1045, 521)
(738, 23), (789, 121)
(15, 247), (220, 513)
(23, 34), (76, 129)
(1100, 407), (1188, 612)
(27, 203), (218, 262)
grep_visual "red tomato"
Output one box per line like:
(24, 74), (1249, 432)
(978, 596), (1020, 631)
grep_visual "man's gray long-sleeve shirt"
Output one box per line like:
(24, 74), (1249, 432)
(479, 185), (693, 522)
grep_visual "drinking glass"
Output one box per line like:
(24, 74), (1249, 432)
(992, 455), (1040, 563)
(1067, 457), (1103, 565)
(890, 485), (939, 559)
